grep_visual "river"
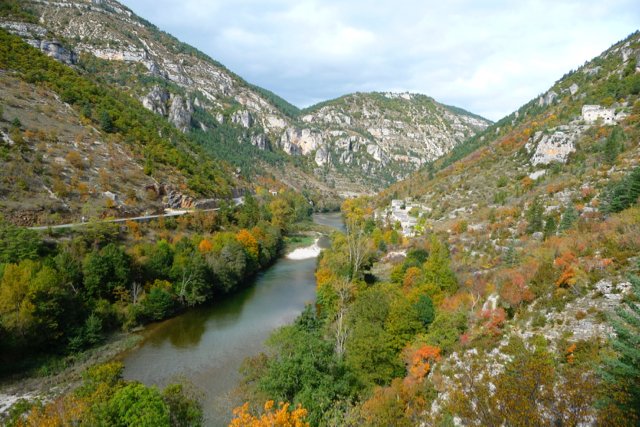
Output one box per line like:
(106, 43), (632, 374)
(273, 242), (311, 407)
(121, 212), (344, 426)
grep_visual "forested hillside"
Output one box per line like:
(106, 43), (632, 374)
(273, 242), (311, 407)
(226, 31), (640, 426)
(0, 0), (489, 196)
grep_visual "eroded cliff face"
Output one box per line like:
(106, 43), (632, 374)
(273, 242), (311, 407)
(0, 0), (491, 195)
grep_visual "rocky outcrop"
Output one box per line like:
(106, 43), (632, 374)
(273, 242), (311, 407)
(231, 110), (253, 128)
(88, 48), (147, 62)
(367, 144), (385, 162)
(164, 190), (194, 209)
(569, 83), (579, 95)
(526, 131), (576, 166)
(140, 85), (170, 116)
(26, 40), (76, 64)
(279, 127), (326, 155)
(315, 145), (331, 166)
(538, 90), (558, 107)
(250, 133), (269, 150)
(168, 95), (193, 133)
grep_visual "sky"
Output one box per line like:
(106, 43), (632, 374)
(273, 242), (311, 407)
(118, 0), (640, 121)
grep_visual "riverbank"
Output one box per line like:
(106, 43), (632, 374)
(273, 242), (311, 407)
(0, 333), (141, 421)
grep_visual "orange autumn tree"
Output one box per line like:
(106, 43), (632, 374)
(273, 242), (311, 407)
(236, 229), (259, 260)
(358, 345), (442, 426)
(229, 401), (309, 427)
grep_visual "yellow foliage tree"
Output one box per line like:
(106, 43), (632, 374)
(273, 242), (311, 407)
(236, 229), (259, 259)
(229, 401), (309, 427)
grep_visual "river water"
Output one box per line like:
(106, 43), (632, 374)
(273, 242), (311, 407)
(121, 212), (344, 426)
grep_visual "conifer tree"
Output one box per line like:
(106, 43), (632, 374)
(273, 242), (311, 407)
(526, 196), (544, 234)
(601, 267), (640, 424)
(100, 110), (114, 133)
(502, 239), (519, 267)
(543, 215), (556, 240)
(558, 204), (578, 233)
(81, 101), (92, 119)
(604, 128), (620, 165)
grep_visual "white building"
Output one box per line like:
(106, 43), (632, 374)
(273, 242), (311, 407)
(582, 105), (615, 124)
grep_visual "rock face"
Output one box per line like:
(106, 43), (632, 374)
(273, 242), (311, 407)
(140, 85), (170, 116)
(315, 145), (331, 166)
(279, 127), (326, 155)
(168, 95), (193, 133)
(250, 133), (269, 150)
(569, 83), (579, 95)
(26, 40), (77, 64)
(231, 110), (253, 128)
(526, 131), (576, 166)
(164, 190), (194, 209)
(538, 90), (558, 107)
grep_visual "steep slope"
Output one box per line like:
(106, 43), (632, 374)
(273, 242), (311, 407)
(0, 0), (490, 196)
(297, 92), (490, 191)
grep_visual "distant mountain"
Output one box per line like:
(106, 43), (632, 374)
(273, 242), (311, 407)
(0, 0), (490, 196)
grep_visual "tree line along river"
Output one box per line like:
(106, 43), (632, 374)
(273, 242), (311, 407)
(119, 212), (345, 426)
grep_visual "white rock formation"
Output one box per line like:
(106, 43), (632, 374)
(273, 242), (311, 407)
(140, 85), (170, 116)
(279, 127), (326, 155)
(25, 39), (76, 64)
(538, 90), (558, 107)
(315, 145), (331, 166)
(250, 133), (269, 150)
(231, 110), (253, 128)
(168, 95), (193, 133)
(526, 131), (576, 166)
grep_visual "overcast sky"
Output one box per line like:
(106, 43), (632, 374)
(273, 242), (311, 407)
(119, 0), (639, 121)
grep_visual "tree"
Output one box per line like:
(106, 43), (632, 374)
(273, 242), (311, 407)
(422, 235), (458, 294)
(11, 117), (21, 128)
(601, 267), (640, 423)
(81, 101), (92, 119)
(0, 262), (36, 338)
(543, 215), (556, 240)
(604, 128), (620, 165)
(502, 239), (519, 267)
(229, 401), (309, 427)
(100, 109), (114, 133)
(83, 243), (131, 300)
(558, 204), (578, 233)
(108, 383), (170, 427)
(525, 196), (544, 234)
(345, 214), (371, 280)
(0, 220), (40, 264)
(413, 294), (435, 330)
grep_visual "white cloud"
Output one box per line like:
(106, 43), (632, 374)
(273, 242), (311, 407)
(119, 0), (640, 120)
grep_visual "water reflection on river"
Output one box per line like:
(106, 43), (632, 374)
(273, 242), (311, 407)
(121, 213), (343, 426)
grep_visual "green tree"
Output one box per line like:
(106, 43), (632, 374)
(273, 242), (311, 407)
(601, 268), (640, 423)
(525, 197), (544, 234)
(0, 220), (40, 264)
(100, 109), (114, 133)
(422, 235), (458, 294)
(108, 383), (170, 427)
(604, 129), (620, 165)
(162, 381), (204, 427)
(10, 117), (21, 128)
(80, 101), (92, 119)
(83, 243), (131, 300)
(143, 286), (175, 321)
(543, 215), (557, 240)
(558, 204), (579, 233)
(502, 239), (519, 267)
(414, 294), (435, 330)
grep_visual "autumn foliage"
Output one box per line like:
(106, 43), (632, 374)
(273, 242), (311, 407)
(229, 401), (309, 427)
